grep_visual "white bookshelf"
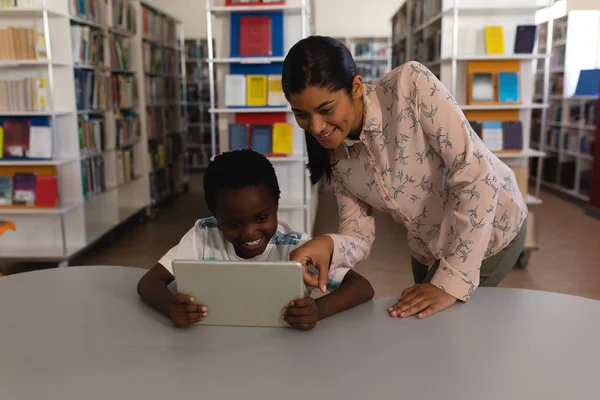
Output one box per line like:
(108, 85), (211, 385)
(132, 0), (189, 215)
(389, 0), (554, 265)
(531, 1), (600, 203)
(334, 36), (389, 81)
(205, 0), (317, 236)
(0, 0), (150, 265)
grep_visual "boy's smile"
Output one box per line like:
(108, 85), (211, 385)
(214, 185), (279, 259)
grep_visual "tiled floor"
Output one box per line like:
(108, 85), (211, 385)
(2, 175), (600, 300)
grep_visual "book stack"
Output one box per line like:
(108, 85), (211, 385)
(71, 24), (105, 66)
(78, 115), (105, 155)
(469, 120), (523, 152)
(110, 35), (131, 70)
(0, 77), (49, 112)
(111, 74), (136, 109)
(109, 0), (135, 33)
(0, 173), (57, 207)
(116, 147), (135, 184)
(115, 111), (139, 147)
(0, 117), (52, 159)
(229, 122), (293, 155)
(0, 27), (47, 61)
(81, 155), (106, 197)
(74, 69), (108, 111)
(225, 74), (286, 107)
(68, 0), (107, 24)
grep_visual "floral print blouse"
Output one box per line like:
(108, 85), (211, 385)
(326, 61), (528, 302)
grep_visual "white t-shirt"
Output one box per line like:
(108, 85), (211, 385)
(158, 217), (350, 290)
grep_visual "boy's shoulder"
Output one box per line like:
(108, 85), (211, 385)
(270, 221), (309, 247)
(195, 217), (219, 230)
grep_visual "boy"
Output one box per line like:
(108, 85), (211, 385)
(137, 149), (374, 330)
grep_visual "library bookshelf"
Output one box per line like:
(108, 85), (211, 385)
(0, 0), (148, 265)
(183, 38), (212, 172)
(530, 1), (600, 205)
(333, 36), (389, 81)
(204, 0), (318, 236)
(133, 1), (189, 214)
(389, 0), (555, 266)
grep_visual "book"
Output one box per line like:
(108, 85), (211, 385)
(3, 119), (30, 157)
(482, 121), (503, 151)
(471, 73), (494, 102)
(468, 121), (483, 139)
(225, 74), (247, 107)
(514, 25), (537, 54)
(229, 124), (249, 151)
(0, 175), (12, 206)
(498, 72), (520, 103)
(12, 172), (36, 206)
(268, 75), (286, 106)
(574, 69), (600, 97)
(239, 16), (272, 56)
(35, 175), (58, 207)
(251, 125), (273, 154)
(501, 121), (523, 150)
(484, 26), (504, 55)
(246, 75), (267, 107)
(0, 126), (3, 158)
(28, 124), (52, 158)
(272, 122), (293, 154)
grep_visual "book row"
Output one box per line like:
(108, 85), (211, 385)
(229, 122), (293, 155)
(77, 112), (139, 155)
(111, 73), (137, 109)
(71, 23), (105, 66)
(141, 4), (177, 44)
(0, 27), (47, 61)
(470, 71), (520, 104)
(0, 77), (49, 113)
(143, 43), (178, 75)
(81, 155), (106, 197)
(69, 0), (135, 33)
(0, 173), (57, 207)
(469, 120), (523, 153)
(225, 74), (286, 108)
(546, 129), (595, 156)
(75, 69), (108, 111)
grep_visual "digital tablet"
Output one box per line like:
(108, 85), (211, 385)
(172, 260), (306, 328)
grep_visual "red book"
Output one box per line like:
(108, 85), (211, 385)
(35, 175), (58, 207)
(3, 120), (31, 158)
(239, 16), (272, 56)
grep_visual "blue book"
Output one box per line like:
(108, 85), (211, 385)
(501, 121), (523, 150)
(250, 125), (273, 155)
(498, 72), (520, 102)
(574, 69), (600, 97)
(228, 124), (249, 151)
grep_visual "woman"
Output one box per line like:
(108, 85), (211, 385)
(283, 36), (527, 319)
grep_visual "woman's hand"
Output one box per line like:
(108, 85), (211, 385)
(290, 236), (334, 293)
(388, 284), (457, 319)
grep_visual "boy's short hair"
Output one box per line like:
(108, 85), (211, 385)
(203, 149), (281, 211)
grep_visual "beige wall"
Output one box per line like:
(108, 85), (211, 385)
(142, 0), (404, 40)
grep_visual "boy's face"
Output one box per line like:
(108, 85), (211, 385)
(214, 184), (278, 259)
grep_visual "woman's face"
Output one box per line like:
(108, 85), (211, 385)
(288, 77), (363, 149)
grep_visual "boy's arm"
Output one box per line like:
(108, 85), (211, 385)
(283, 270), (374, 330)
(316, 269), (374, 320)
(137, 263), (207, 327)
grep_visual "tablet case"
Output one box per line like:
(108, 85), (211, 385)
(172, 260), (305, 328)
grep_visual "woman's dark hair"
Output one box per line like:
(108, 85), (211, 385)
(282, 35), (357, 185)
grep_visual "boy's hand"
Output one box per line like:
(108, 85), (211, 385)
(168, 293), (208, 328)
(283, 298), (318, 330)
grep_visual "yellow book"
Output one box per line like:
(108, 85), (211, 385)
(268, 75), (287, 106)
(0, 127), (4, 158)
(246, 75), (267, 107)
(485, 26), (504, 55)
(272, 122), (293, 154)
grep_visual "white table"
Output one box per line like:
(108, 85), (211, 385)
(0, 266), (599, 399)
